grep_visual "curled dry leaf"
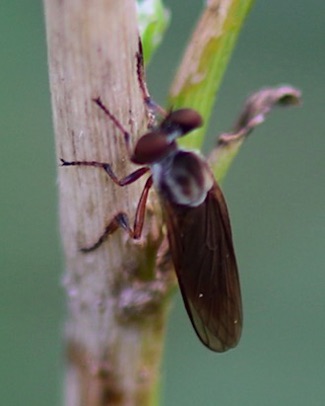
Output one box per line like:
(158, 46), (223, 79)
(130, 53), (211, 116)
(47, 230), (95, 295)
(209, 85), (302, 182)
(222, 85), (302, 142)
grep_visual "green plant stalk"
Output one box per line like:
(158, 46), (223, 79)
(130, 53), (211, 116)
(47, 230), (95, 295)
(212, 140), (243, 183)
(169, 0), (255, 151)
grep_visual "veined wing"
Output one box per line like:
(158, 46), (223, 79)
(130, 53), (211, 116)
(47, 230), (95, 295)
(162, 181), (242, 352)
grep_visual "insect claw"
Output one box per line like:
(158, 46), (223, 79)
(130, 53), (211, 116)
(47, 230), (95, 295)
(92, 96), (101, 104)
(80, 245), (94, 253)
(116, 213), (132, 235)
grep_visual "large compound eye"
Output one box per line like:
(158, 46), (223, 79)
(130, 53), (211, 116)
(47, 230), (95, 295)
(161, 109), (203, 136)
(131, 132), (176, 165)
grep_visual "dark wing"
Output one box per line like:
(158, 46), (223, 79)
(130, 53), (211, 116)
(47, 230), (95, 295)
(162, 181), (242, 352)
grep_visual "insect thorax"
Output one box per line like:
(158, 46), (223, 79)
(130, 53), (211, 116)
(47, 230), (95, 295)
(151, 149), (214, 207)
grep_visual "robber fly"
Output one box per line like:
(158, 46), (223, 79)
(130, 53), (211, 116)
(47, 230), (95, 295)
(61, 98), (242, 352)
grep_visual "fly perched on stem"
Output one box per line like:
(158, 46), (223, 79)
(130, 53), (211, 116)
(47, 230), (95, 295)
(61, 86), (301, 352)
(61, 97), (241, 352)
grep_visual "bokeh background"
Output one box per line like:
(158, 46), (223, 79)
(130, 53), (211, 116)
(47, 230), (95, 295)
(1, 1), (324, 405)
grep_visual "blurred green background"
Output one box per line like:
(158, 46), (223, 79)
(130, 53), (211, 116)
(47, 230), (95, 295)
(1, 1), (324, 405)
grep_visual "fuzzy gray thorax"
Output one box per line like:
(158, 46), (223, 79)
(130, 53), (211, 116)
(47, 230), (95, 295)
(151, 149), (214, 207)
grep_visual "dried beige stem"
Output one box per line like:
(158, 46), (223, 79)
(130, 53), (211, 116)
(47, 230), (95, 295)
(44, 1), (171, 404)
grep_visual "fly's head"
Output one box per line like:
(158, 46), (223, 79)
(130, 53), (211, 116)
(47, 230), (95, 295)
(131, 108), (203, 165)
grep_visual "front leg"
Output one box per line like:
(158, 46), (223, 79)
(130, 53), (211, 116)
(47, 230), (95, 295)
(60, 158), (149, 186)
(61, 157), (154, 251)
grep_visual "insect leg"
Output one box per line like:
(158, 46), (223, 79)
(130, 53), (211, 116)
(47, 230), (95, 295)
(135, 40), (166, 127)
(92, 97), (133, 157)
(60, 158), (149, 186)
(80, 213), (131, 252)
(136, 38), (151, 107)
(133, 175), (153, 239)
(80, 175), (153, 252)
